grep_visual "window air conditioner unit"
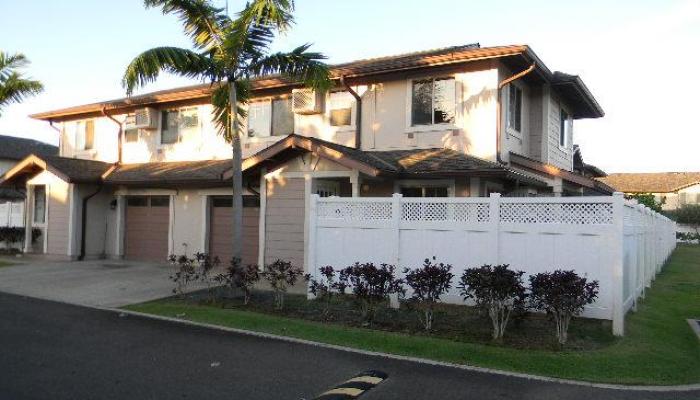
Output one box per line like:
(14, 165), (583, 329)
(292, 88), (325, 114)
(129, 107), (158, 130)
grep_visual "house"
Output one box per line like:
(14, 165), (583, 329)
(0, 43), (613, 267)
(598, 172), (700, 210)
(0, 135), (57, 228)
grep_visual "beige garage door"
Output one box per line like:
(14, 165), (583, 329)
(125, 196), (170, 262)
(209, 196), (259, 267)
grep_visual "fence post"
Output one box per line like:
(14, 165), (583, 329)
(489, 193), (501, 264)
(611, 192), (625, 336)
(307, 194), (319, 300)
(389, 193), (402, 309)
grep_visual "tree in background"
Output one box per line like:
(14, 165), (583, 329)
(123, 0), (330, 261)
(0, 52), (43, 117)
(669, 204), (700, 235)
(627, 193), (665, 213)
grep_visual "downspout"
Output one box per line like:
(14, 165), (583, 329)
(340, 76), (362, 150)
(78, 184), (102, 261)
(496, 63), (536, 164)
(101, 107), (123, 164)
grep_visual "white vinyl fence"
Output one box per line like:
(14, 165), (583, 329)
(0, 201), (26, 250)
(307, 192), (676, 335)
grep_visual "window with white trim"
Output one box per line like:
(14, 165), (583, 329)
(411, 77), (456, 126)
(328, 91), (353, 127)
(75, 120), (95, 150)
(559, 108), (570, 147)
(507, 84), (522, 132)
(399, 184), (449, 197)
(33, 185), (46, 224)
(161, 107), (199, 144)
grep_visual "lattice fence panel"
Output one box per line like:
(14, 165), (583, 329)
(316, 201), (392, 222)
(401, 201), (490, 223)
(499, 202), (614, 224)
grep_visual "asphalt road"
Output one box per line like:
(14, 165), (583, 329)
(0, 292), (697, 400)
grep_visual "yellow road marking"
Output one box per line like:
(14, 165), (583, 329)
(321, 387), (364, 397)
(345, 376), (384, 385)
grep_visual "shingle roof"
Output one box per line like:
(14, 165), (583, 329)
(0, 135), (57, 160)
(41, 156), (113, 183)
(106, 159), (232, 185)
(597, 172), (700, 193)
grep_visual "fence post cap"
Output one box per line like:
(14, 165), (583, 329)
(392, 193), (403, 198)
(489, 192), (501, 198)
(612, 192), (625, 198)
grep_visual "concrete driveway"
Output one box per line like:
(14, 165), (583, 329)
(0, 257), (188, 307)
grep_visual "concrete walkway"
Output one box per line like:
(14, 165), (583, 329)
(0, 257), (189, 307)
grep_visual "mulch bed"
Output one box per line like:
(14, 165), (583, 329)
(181, 287), (615, 351)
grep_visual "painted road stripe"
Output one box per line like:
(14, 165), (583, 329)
(314, 370), (388, 399)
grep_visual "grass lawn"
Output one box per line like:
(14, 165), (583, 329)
(125, 245), (700, 385)
(0, 260), (17, 268)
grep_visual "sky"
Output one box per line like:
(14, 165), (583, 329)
(0, 0), (698, 173)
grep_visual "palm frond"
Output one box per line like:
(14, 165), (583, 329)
(0, 72), (43, 117)
(221, 19), (274, 71)
(236, 0), (295, 33)
(144, 0), (229, 50)
(122, 47), (214, 95)
(0, 52), (30, 81)
(211, 80), (250, 140)
(249, 44), (331, 92)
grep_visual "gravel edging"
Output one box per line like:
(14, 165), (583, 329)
(107, 306), (700, 392)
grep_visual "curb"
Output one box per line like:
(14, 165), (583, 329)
(106, 306), (700, 393)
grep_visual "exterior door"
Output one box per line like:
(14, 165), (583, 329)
(209, 196), (260, 267)
(125, 195), (170, 262)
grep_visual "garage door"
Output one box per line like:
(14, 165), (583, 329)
(209, 196), (259, 267)
(125, 196), (170, 262)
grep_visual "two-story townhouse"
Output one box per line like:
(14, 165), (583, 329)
(0, 43), (613, 269)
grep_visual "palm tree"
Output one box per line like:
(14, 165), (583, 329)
(0, 52), (44, 117)
(123, 0), (331, 262)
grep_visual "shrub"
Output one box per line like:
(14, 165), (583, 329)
(403, 257), (454, 331)
(193, 252), (221, 302)
(529, 270), (599, 345)
(458, 264), (526, 341)
(338, 262), (404, 324)
(215, 258), (260, 304)
(307, 265), (346, 315)
(0, 227), (41, 245)
(168, 254), (199, 298)
(262, 259), (304, 309)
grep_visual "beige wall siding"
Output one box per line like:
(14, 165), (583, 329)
(546, 96), (574, 171)
(46, 181), (70, 255)
(264, 177), (305, 269)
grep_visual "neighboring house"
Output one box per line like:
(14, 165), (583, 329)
(598, 172), (700, 211)
(0, 43), (612, 265)
(0, 135), (57, 228)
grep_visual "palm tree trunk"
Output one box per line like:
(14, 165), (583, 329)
(229, 81), (243, 262)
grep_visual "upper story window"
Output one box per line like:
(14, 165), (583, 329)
(161, 107), (199, 145)
(75, 120), (95, 151)
(33, 185), (46, 224)
(507, 84), (522, 132)
(247, 98), (294, 138)
(411, 77), (456, 126)
(271, 98), (294, 136)
(559, 109), (570, 147)
(124, 114), (139, 143)
(328, 91), (353, 127)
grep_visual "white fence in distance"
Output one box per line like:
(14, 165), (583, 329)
(307, 192), (676, 336)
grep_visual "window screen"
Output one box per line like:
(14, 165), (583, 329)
(161, 110), (179, 144)
(508, 85), (522, 132)
(329, 92), (353, 127)
(33, 185), (46, 223)
(272, 98), (294, 136)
